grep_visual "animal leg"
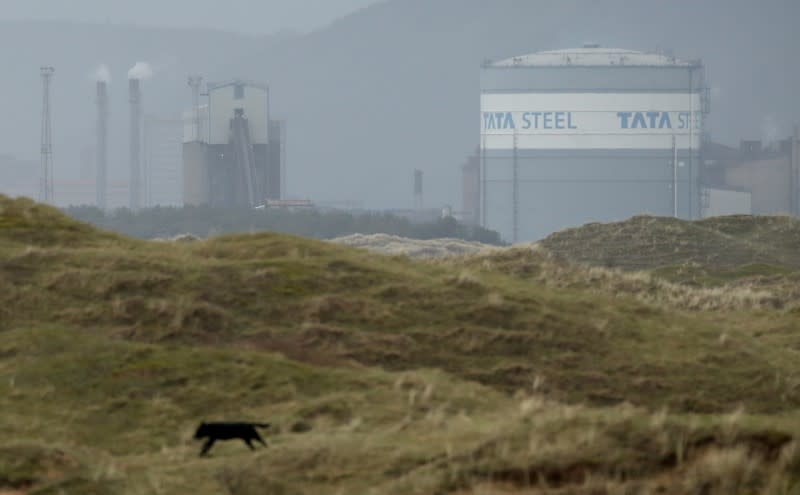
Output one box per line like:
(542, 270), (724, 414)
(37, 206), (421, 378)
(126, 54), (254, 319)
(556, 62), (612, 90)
(254, 432), (267, 447)
(200, 438), (216, 456)
(243, 438), (255, 450)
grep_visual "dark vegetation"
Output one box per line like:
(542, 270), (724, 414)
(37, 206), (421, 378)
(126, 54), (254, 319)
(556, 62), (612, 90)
(3, 195), (800, 494)
(63, 204), (503, 244)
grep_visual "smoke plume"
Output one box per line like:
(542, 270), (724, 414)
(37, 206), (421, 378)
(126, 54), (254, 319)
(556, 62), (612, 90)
(127, 61), (153, 80)
(93, 64), (111, 83)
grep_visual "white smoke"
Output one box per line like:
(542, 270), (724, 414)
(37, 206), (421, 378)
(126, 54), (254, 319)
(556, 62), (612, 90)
(92, 64), (111, 84)
(127, 61), (153, 80)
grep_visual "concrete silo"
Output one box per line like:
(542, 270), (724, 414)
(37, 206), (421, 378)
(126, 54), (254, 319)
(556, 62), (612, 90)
(480, 45), (708, 242)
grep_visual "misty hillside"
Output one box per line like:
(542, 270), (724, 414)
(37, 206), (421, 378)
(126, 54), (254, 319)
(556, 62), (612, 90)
(1, 0), (798, 210)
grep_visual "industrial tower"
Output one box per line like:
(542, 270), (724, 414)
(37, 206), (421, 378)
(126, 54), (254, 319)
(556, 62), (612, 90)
(187, 75), (203, 142)
(182, 80), (284, 207)
(40, 67), (54, 204)
(129, 78), (142, 210)
(413, 169), (423, 210)
(96, 80), (109, 210)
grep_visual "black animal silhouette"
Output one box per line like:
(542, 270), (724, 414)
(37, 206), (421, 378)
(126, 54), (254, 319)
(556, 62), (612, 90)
(193, 421), (271, 456)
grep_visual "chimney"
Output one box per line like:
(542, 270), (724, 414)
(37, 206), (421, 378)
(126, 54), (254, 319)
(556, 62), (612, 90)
(414, 169), (423, 210)
(96, 81), (108, 210)
(793, 126), (800, 215)
(129, 78), (141, 210)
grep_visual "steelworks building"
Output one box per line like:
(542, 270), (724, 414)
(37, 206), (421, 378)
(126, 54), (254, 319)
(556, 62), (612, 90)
(479, 45), (708, 242)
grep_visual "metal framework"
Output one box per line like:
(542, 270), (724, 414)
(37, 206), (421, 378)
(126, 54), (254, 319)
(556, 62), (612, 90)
(672, 134), (678, 217)
(40, 67), (54, 204)
(512, 132), (519, 243)
(480, 134), (486, 227)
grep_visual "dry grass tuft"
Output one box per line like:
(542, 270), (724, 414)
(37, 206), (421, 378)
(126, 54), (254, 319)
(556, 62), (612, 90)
(682, 447), (762, 494)
(442, 245), (791, 311)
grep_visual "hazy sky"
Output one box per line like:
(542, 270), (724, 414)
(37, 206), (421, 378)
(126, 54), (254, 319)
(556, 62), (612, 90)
(0, 0), (383, 35)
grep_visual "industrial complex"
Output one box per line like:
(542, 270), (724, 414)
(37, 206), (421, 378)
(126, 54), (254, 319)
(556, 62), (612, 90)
(0, 43), (793, 243)
(13, 67), (286, 212)
(471, 44), (799, 242)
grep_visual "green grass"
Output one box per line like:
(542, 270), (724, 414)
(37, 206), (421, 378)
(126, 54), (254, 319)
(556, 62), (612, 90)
(4, 195), (800, 494)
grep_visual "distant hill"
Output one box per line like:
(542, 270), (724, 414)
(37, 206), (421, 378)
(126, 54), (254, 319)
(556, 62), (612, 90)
(1, 0), (798, 211)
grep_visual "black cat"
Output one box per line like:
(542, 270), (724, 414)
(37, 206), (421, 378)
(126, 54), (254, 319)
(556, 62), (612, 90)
(193, 421), (271, 456)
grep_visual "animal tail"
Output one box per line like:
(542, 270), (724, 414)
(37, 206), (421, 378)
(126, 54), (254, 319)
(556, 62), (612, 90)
(252, 422), (271, 428)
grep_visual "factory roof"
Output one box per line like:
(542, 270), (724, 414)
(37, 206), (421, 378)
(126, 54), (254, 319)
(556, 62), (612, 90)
(207, 79), (268, 92)
(487, 46), (700, 68)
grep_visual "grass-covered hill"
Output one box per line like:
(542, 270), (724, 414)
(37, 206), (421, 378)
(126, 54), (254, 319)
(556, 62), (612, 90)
(540, 214), (800, 273)
(533, 214), (800, 309)
(2, 194), (800, 495)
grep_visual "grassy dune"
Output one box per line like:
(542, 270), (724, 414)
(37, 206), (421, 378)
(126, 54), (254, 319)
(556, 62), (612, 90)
(2, 195), (800, 494)
(540, 214), (800, 278)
